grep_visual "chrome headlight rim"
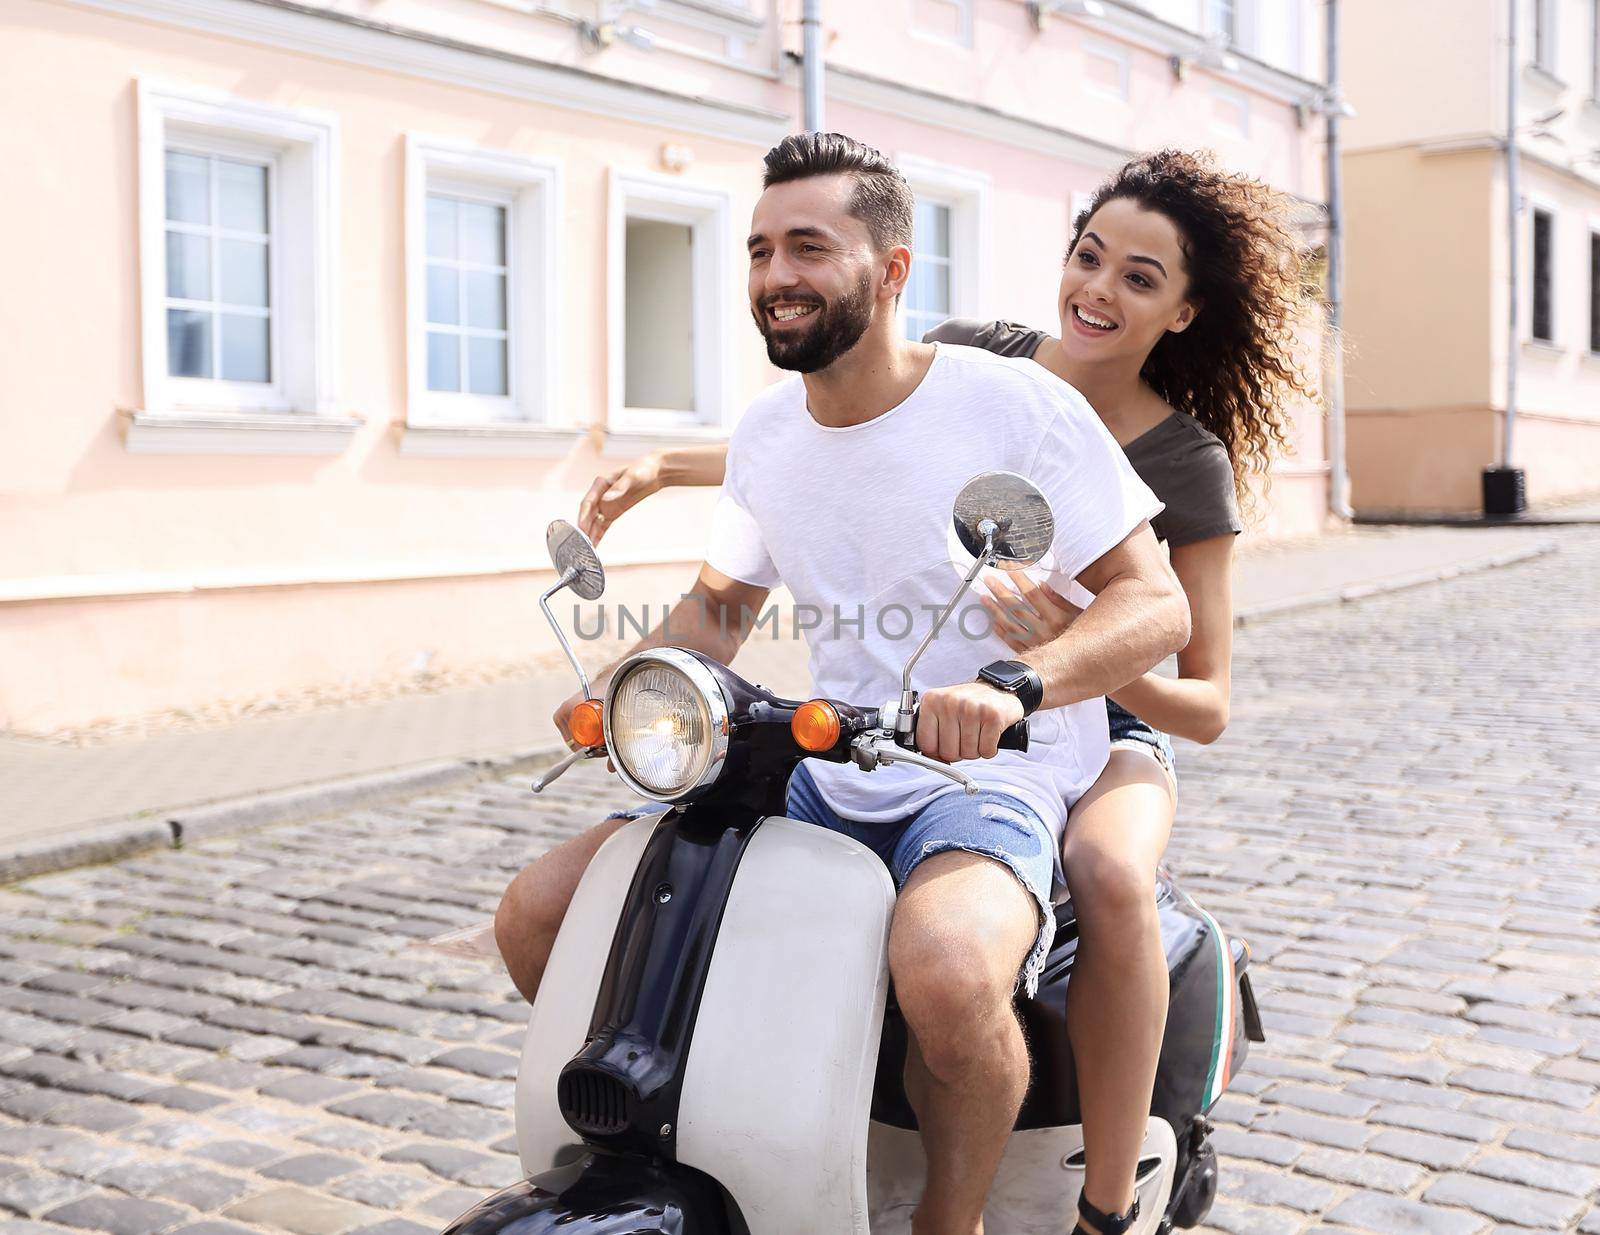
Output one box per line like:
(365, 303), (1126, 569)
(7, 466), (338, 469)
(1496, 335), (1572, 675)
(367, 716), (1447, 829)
(602, 648), (731, 803)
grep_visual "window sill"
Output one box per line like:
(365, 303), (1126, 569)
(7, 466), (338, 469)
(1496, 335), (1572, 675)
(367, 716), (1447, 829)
(124, 409), (364, 455)
(398, 423), (588, 458)
(601, 425), (730, 459)
(1523, 339), (1566, 355)
(1524, 63), (1566, 91)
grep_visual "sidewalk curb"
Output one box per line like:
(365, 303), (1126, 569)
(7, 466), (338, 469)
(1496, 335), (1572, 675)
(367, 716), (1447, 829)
(0, 746), (562, 886)
(2, 537), (1564, 885)
(1233, 539), (1559, 627)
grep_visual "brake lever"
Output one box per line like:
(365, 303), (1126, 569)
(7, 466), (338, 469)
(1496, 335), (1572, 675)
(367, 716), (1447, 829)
(850, 735), (979, 796)
(532, 747), (606, 793)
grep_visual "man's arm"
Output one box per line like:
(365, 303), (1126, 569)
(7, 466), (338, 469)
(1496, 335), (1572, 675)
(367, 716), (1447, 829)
(553, 563), (769, 743)
(1022, 521), (1190, 709)
(915, 522), (1189, 763)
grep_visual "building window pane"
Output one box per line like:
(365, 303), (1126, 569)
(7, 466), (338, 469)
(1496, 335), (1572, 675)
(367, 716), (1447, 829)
(1592, 0), (1600, 95)
(220, 239), (269, 307)
(167, 308), (212, 378)
(624, 218), (696, 411)
(905, 199), (953, 342)
(164, 149), (272, 384)
(468, 336), (508, 397)
(218, 160), (268, 233)
(166, 231), (210, 301)
(1531, 209), (1554, 343)
(425, 192), (509, 397)
(165, 152), (210, 225)
(220, 313), (270, 382)
(1589, 232), (1600, 353)
(1209, 0), (1237, 43)
(428, 332), (460, 392)
(1534, 0), (1558, 73)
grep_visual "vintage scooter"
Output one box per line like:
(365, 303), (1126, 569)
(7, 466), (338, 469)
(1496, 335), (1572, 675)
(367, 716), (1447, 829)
(443, 471), (1264, 1235)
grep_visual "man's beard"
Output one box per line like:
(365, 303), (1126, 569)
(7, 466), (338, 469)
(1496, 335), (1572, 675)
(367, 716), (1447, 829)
(754, 271), (876, 373)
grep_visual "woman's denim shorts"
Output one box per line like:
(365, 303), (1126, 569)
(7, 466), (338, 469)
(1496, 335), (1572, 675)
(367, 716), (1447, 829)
(1106, 699), (1178, 794)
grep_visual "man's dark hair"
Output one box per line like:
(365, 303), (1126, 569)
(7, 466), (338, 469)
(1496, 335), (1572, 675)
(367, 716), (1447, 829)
(761, 132), (913, 251)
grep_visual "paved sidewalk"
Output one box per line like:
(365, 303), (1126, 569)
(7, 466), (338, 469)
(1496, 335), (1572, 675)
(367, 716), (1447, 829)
(0, 522), (1565, 879)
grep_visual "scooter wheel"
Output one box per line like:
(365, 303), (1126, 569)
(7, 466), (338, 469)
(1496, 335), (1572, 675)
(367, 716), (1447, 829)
(1170, 1141), (1218, 1229)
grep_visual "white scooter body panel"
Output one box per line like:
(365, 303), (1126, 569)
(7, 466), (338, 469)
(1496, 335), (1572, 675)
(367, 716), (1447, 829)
(675, 815), (896, 1235)
(867, 1117), (1177, 1235)
(514, 814), (661, 1176)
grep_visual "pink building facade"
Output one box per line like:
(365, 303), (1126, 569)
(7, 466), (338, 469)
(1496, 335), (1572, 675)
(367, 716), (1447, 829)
(0, 0), (1332, 735)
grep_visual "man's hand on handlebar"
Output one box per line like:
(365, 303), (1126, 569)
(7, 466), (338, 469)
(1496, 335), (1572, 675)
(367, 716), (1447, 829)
(915, 682), (1026, 763)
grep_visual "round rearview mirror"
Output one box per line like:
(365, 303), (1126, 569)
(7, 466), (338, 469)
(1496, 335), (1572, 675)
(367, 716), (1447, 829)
(546, 520), (606, 601)
(952, 471), (1056, 569)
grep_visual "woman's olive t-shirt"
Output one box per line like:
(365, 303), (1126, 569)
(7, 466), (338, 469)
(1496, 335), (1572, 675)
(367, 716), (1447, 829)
(924, 318), (1242, 549)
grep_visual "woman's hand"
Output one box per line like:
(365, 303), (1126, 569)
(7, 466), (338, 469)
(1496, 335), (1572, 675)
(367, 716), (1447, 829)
(577, 454), (663, 544)
(978, 570), (1082, 653)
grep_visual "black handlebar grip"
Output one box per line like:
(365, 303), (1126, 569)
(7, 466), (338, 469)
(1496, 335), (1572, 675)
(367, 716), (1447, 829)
(998, 718), (1030, 753)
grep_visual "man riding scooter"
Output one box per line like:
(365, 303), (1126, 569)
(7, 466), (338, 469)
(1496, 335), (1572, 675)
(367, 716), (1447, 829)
(495, 132), (1190, 1235)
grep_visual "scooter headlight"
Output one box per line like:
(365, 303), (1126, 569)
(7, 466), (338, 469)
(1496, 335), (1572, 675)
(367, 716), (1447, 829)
(603, 649), (730, 802)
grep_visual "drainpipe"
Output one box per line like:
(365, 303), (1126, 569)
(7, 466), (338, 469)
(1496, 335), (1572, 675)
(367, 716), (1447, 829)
(1323, 0), (1354, 521)
(801, 0), (825, 131)
(1485, 0), (1528, 514)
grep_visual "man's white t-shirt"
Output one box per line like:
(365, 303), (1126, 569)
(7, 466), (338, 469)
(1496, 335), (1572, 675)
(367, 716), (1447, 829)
(706, 343), (1162, 843)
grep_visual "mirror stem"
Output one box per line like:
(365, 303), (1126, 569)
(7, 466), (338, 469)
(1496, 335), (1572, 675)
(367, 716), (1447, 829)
(540, 567), (593, 700)
(898, 522), (998, 717)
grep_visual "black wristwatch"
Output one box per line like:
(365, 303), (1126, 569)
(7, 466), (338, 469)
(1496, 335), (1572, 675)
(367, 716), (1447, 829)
(976, 659), (1045, 718)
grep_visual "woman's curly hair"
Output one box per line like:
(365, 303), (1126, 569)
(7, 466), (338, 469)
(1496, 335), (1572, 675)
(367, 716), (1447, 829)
(1071, 150), (1323, 511)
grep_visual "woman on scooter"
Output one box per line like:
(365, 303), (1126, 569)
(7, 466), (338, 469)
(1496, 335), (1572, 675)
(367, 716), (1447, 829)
(575, 148), (1318, 1235)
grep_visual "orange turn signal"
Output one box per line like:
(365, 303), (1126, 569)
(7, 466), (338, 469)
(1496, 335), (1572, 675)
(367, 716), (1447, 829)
(570, 698), (606, 748)
(791, 699), (842, 753)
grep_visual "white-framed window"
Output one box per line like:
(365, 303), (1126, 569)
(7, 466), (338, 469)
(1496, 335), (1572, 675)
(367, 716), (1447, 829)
(1533, 0), (1559, 76)
(1083, 40), (1132, 102)
(1210, 85), (1251, 139)
(1207, 0), (1238, 43)
(405, 137), (561, 428)
(136, 81), (337, 423)
(1531, 206), (1555, 343)
(896, 156), (992, 343)
(905, 199), (955, 342)
(1591, 0), (1600, 97)
(912, 0), (975, 47)
(608, 171), (731, 432)
(1589, 226), (1600, 354)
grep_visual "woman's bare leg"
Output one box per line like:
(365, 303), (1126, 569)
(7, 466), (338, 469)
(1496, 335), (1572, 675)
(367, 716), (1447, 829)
(1063, 749), (1175, 1230)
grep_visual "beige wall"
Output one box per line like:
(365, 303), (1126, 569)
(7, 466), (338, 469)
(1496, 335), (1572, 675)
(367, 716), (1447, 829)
(1339, 0), (1500, 153)
(0, 0), (1331, 733)
(1343, 146), (1496, 414)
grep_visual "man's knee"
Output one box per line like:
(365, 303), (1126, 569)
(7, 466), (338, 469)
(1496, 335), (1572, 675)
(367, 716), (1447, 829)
(889, 913), (1025, 1079)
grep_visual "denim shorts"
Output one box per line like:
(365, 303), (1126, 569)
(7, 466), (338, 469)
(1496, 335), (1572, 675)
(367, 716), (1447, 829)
(1106, 699), (1178, 794)
(792, 763), (1062, 996)
(604, 762), (1060, 996)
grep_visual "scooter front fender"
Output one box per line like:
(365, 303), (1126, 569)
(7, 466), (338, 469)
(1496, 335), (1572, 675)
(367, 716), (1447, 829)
(437, 1152), (742, 1235)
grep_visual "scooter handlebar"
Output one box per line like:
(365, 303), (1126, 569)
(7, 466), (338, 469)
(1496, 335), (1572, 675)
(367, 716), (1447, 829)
(898, 705), (1030, 754)
(998, 718), (1030, 753)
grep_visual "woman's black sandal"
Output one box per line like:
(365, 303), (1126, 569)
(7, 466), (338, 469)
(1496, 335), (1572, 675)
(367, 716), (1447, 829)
(1074, 1192), (1141, 1235)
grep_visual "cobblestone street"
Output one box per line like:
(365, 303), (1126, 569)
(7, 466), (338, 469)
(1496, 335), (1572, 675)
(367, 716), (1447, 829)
(0, 528), (1597, 1235)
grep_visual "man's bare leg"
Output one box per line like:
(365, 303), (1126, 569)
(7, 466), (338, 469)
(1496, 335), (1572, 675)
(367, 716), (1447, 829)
(890, 851), (1039, 1235)
(494, 815), (631, 1003)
